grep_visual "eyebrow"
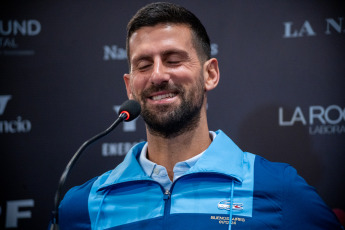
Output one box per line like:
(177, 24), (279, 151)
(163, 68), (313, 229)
(131, 48), (190, 65)
(161, 49), (189, 58)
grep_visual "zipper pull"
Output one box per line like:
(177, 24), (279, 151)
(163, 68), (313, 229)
(163, 189), (170, 200)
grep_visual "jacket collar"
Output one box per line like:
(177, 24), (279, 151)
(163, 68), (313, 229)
(97, 130), (244, 191)
(185, 130), (244, 182)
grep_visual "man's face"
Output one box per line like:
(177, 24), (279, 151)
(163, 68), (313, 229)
(124, 24), (206, 138)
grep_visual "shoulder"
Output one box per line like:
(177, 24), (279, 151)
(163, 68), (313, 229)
(280, 165), (341, 229)
(252, 155), (341, 229)
(253, 154), (289, 174)
(253, 155), (290, 191)
(58, 171), (112, 229)
(252, 155), (320, 194)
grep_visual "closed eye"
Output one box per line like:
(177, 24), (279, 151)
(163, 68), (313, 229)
(167, 60), (181, 65)
(164, 53), (188, 66)
(135, 60), (152, 71)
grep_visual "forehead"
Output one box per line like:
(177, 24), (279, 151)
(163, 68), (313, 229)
(128, 24), (195, 59)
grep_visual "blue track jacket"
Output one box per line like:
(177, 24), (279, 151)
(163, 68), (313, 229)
(57, 130), (342, 229)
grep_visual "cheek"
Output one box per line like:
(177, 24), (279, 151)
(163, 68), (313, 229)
(190, 73), (205, 98)
(130, 76), (147, 95)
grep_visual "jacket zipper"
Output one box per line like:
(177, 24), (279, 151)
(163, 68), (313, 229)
(164, 172), (237, 229)
(163, 189), (171, 230)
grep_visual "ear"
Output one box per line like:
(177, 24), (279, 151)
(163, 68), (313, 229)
(123, 73), (134, 100)
(203, 58), (220, 92)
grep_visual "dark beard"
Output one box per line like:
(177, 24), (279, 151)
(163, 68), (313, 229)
(135, 78), (205, 139)
(143, 94), (203, 139)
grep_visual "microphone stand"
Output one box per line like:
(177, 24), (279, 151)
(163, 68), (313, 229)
(50, 113), (127, 230)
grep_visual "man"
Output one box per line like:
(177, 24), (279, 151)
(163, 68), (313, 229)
(57, 2), (342, 229)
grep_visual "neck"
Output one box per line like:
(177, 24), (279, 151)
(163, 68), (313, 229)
(145, 111), (211, 180)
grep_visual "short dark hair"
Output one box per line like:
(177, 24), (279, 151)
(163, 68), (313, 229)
(126, 2), (211, 66)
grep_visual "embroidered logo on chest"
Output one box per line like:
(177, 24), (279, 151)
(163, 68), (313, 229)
(218, 200), (243, 211)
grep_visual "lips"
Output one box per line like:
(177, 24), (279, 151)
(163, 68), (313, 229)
(141, 84), (181, 103)
(151, 92), (177, 101)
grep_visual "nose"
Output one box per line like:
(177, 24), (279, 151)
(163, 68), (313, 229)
(150, 58), (170, 85)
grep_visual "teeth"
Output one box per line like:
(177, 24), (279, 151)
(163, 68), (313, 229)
(152, 93), (176, 101)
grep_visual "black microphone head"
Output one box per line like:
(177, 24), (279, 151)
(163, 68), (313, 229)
(118, 100), (141, 122)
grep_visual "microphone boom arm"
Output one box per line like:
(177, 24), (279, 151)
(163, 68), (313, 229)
(50, 112), (127, 229)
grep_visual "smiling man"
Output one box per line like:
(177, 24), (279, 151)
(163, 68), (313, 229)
(55, 2), (342, 230)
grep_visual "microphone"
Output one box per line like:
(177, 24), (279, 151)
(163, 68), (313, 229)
(50, 100), (141, 230)
(118, 99), (141, 122)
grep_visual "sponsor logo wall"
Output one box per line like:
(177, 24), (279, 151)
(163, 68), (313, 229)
(279, 105), (345, 135)
(283, 17), (345, 38)
(0, 95), (32, 134)
(0, 19), (41, 56)
(1, 1), (344, 228)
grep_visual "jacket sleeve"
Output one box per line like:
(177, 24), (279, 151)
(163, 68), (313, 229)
(282, 165), (342, 229)
(57, 177), (98, 230)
